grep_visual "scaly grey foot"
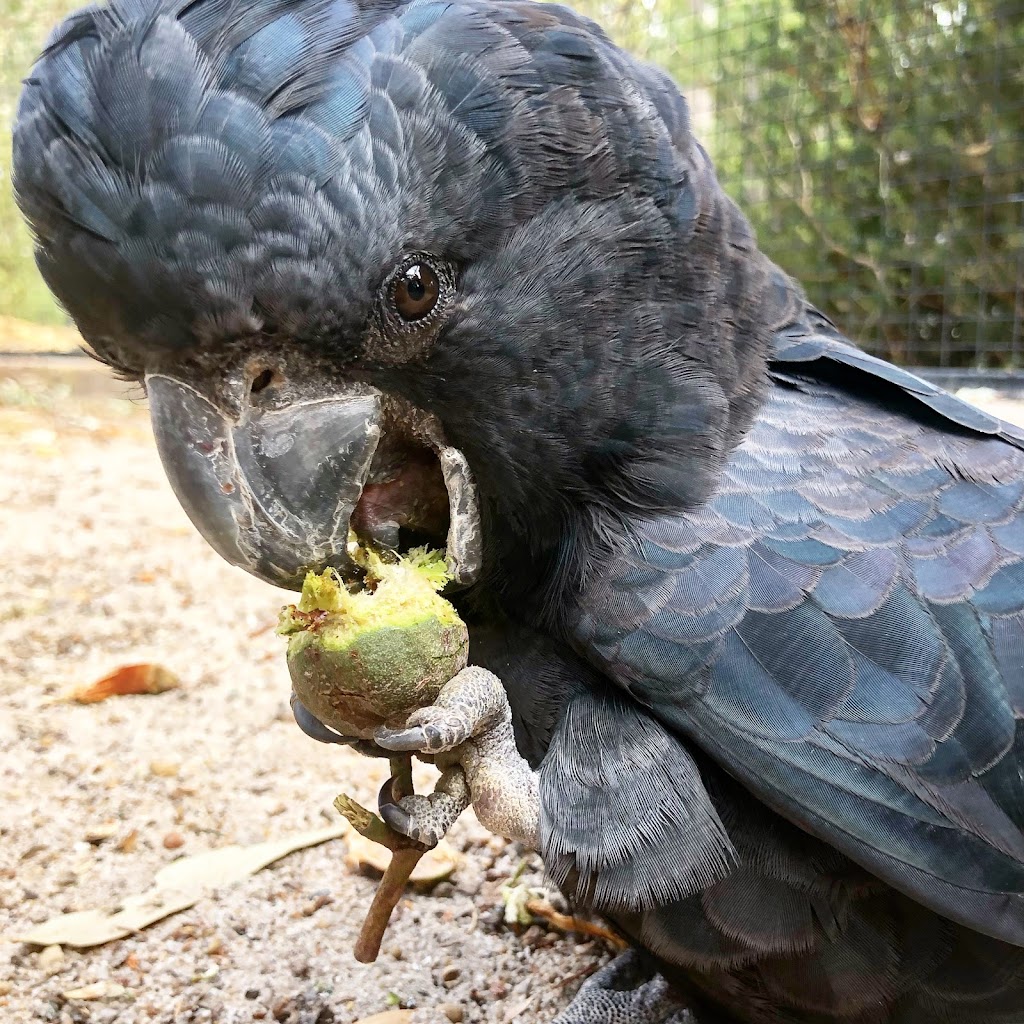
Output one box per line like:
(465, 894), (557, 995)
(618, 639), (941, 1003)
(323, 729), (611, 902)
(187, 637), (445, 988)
(375, 667), (541, 847)
(552, 951), (698, 1024)
(378, 766), (471, 848)
(373, 665), (507, 753)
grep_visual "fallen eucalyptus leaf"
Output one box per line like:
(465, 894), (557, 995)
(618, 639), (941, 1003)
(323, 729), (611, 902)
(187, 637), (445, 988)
(19, 910), (135, 949)
(353, 1012), (414, 1024)
(13, 825), (347, 948)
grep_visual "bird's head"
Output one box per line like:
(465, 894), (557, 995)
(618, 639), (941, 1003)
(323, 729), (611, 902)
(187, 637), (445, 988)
(14, 0), (792, 595)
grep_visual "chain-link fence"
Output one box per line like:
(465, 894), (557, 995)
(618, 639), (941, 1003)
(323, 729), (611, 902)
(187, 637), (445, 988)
(2, 0), (1023, 367)
(577, 0), (1024, 369)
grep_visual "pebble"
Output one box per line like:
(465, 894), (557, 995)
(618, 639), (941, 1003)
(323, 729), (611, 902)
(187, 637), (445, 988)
(521, 926), (547, 947)
(37, 945), (64, 975)
(63, 981), (127, 1001)
(83, 823), (118, 844)
(440, 1003), (465, 1022)
(455, 874), (481, 897)
(162, 831), (185, 850)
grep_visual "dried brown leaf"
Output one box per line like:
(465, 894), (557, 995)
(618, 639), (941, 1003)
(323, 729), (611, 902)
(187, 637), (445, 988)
(72, 664), (181, 703)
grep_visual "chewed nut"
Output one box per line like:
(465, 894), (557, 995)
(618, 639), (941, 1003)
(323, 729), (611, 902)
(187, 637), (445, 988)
(279, 546), (468, 738)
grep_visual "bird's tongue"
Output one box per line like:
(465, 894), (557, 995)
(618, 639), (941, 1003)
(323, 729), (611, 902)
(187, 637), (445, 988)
(351, 446), (451, 554)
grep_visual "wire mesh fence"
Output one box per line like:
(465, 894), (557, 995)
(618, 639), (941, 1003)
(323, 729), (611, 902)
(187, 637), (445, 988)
(576, 0), (1024, 368)
(1, 0), (1022, 367)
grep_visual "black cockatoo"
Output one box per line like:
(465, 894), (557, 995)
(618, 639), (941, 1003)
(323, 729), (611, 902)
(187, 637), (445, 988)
(13, 1), (1024, 1021)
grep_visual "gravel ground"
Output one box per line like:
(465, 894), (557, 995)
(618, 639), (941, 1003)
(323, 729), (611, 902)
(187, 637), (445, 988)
(2, 360), (1022, 1024)
(0, 361), (608, 1024)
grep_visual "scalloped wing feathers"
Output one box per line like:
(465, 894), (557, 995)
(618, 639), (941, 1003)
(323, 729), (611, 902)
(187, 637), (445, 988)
(574, 318), (1024, 950)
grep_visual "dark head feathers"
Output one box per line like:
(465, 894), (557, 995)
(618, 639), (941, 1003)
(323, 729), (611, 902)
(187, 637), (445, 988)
(14, 0), (792, 547)
(14, 0), (417, 353)
(14, 0), (772, 352)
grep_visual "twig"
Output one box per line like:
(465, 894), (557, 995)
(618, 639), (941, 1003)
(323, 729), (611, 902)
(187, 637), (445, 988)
(353, 846), (426, 962)
(333, 755), (427, 964)
(523, 899), (629, 950)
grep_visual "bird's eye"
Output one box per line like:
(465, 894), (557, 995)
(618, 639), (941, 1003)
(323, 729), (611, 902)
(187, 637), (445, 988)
(392, 262), (440, 322)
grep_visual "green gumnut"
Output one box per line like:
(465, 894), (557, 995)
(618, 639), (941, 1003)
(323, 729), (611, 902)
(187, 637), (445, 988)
(280, 547), (469, 739)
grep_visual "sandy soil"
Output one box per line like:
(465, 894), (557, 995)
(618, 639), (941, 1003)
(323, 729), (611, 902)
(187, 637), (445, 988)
(0, 362), (607, 1024)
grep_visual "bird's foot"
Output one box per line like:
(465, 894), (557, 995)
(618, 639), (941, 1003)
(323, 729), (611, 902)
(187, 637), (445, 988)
(374, 667), (541, 847)
(377, 766), (470, 848)
(553, 951), (697, 1024)
(373, 665), (507, 753)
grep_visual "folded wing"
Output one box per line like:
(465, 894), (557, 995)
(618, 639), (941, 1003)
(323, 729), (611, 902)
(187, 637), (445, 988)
(574, 315), (1024, 945)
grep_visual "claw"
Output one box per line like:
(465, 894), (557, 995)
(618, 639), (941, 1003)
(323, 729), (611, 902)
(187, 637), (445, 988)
(376, 770), (469, 848)
(374, 712), (468, 754)
(290, 693), (389, 758)
(378, 775), (408, 812)
(381, 798), (439, 848)
(291, 692), (349, 744)
(377, 775), (403, 826)
(379, 797), (412, 838)
(374, 724), (431, 752)
(377, 777), (437, 848)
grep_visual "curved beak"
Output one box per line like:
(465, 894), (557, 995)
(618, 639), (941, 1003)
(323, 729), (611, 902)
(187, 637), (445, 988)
(146, 373), (381, 590)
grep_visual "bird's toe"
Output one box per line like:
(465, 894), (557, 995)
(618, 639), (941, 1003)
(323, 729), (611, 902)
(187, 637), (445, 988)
(552, 951), (697, 1024)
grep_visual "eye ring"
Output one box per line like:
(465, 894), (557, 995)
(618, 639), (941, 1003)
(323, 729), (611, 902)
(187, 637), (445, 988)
(392, 261), (441, 322)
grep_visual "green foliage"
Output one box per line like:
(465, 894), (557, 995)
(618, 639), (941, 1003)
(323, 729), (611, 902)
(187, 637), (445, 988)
(572, 0), (1024, 367)
(1, 0), (83, 326)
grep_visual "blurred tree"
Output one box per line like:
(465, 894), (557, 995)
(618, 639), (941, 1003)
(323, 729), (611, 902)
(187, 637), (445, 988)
(1, 0), (84, 327)
(574, 0), (1024, 367)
